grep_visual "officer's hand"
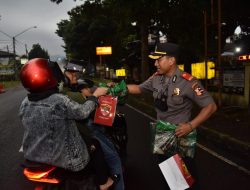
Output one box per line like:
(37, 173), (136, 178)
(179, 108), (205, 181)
(106, 82), (115, 87)
(175, 123), (193, 137)
(93, 87), (108, 97)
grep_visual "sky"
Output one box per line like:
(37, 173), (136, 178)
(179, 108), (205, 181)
(0, 0), (83, 59)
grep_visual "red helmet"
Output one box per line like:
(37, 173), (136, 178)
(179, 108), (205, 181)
(20, 58), (58, 93)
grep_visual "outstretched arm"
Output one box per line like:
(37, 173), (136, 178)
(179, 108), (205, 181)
(127, 72), (157, 94)
(127, 84), (142, 94)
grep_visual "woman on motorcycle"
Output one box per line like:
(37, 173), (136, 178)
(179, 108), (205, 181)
(19, 58), (114, 190)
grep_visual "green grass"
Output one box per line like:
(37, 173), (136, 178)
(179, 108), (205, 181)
(0, 81), (20, 89)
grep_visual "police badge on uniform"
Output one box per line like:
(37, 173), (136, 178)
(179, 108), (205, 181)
(192, 82), (204, 96)
(173, 88), (180, 96)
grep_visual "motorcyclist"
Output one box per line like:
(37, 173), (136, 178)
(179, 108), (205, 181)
(19, 58), (114, 190)
(60, 60), (125, 190)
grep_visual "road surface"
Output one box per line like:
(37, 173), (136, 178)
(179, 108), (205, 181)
(0, 85), (249, 190)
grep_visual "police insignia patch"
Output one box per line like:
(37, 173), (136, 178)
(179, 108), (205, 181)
(192, 82), (204, 96)
(173, 88), (180, 96)
(181, 72), (193, 81)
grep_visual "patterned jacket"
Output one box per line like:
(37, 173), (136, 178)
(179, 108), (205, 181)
(19, 93), (97, 171)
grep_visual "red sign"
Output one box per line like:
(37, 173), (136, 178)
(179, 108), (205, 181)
(94, 95), (117, 127)
(238, 54), (250, 61)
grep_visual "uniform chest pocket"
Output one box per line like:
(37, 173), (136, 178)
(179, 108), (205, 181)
(171, 96), (184, 105)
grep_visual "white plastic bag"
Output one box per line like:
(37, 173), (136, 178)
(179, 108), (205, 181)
(159, 154), (194, 190)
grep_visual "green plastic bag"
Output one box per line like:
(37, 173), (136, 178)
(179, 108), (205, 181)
(99, 80), (128, 104)
(151, 120), (197, 158)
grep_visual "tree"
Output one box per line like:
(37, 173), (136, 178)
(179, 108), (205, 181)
(51, 0), (174, 80)
(108, 0), (174, 80)
(56, 1), (124, 69)
(28, 44), (50, 60)
(51, 0), (250, 81)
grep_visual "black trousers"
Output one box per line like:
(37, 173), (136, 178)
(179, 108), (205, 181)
(86, 138), (109, 185)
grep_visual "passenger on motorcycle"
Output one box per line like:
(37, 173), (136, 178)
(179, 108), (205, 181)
(60, 60), (125, 190)
(19, 58), (114, 190)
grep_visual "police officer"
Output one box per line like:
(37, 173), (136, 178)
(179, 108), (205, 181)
(127, 42), (217, 189)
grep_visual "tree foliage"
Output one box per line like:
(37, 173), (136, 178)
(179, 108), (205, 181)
(56, 1), (122, 68)
(51, 0), (250, 80)
(28, 44), (50, 60)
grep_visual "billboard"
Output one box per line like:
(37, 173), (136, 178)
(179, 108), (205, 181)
(96, 46), (112, 55)
(116, 69), (126, 77)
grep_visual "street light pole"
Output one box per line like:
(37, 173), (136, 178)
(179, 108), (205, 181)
(0, 26), (37, 79)
(12, 26), (37, 59)
(0, 26), (37, 58)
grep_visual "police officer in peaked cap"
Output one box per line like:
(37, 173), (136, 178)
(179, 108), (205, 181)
(126, 42), (217, 189)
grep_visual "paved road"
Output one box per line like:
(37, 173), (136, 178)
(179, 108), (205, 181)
(0, 85), (33, 190)
(0, 85), (249, 190)
(120, 105), (250, 190)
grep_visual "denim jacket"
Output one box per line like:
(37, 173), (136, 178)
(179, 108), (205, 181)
(19, 93), (97, 171)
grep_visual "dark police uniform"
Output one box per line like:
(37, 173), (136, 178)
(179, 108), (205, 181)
(145, 42), (211, 189)
(139, 67), (214, 125)
(139, 68), (215, 190)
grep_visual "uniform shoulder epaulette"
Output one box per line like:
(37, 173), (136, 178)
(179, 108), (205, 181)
(181, 72), (194, 81)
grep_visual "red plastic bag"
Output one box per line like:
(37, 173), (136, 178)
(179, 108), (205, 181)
(94, 95), (117, 127)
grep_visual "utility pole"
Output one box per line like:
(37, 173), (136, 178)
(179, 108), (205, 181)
(7, 45), (10, 63)
(217, 0), (222, 107)
(211, 0), (214, 24)
(204, 10), (208, 89)
(13, 37), (16, 59)
(25, 44), (28, 57)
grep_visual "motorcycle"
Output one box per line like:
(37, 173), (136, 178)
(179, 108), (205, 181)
(22, 114), (127, 190)
(22, 78), (128, 190)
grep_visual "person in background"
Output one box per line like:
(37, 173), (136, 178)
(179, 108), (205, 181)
(126, 42), (217, 189)
(62, 60), (125, 190)
(19, 58), (114, 190)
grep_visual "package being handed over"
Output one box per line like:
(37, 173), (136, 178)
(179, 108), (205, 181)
(151, 120), (197, 158)
(94, 95), (118, 127)
(99, 80), (128, 105)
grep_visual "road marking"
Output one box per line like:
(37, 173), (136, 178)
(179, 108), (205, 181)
(197, 144), (250, 175)
(126, 104), (156, 121)
(125, 103), (250, 175)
